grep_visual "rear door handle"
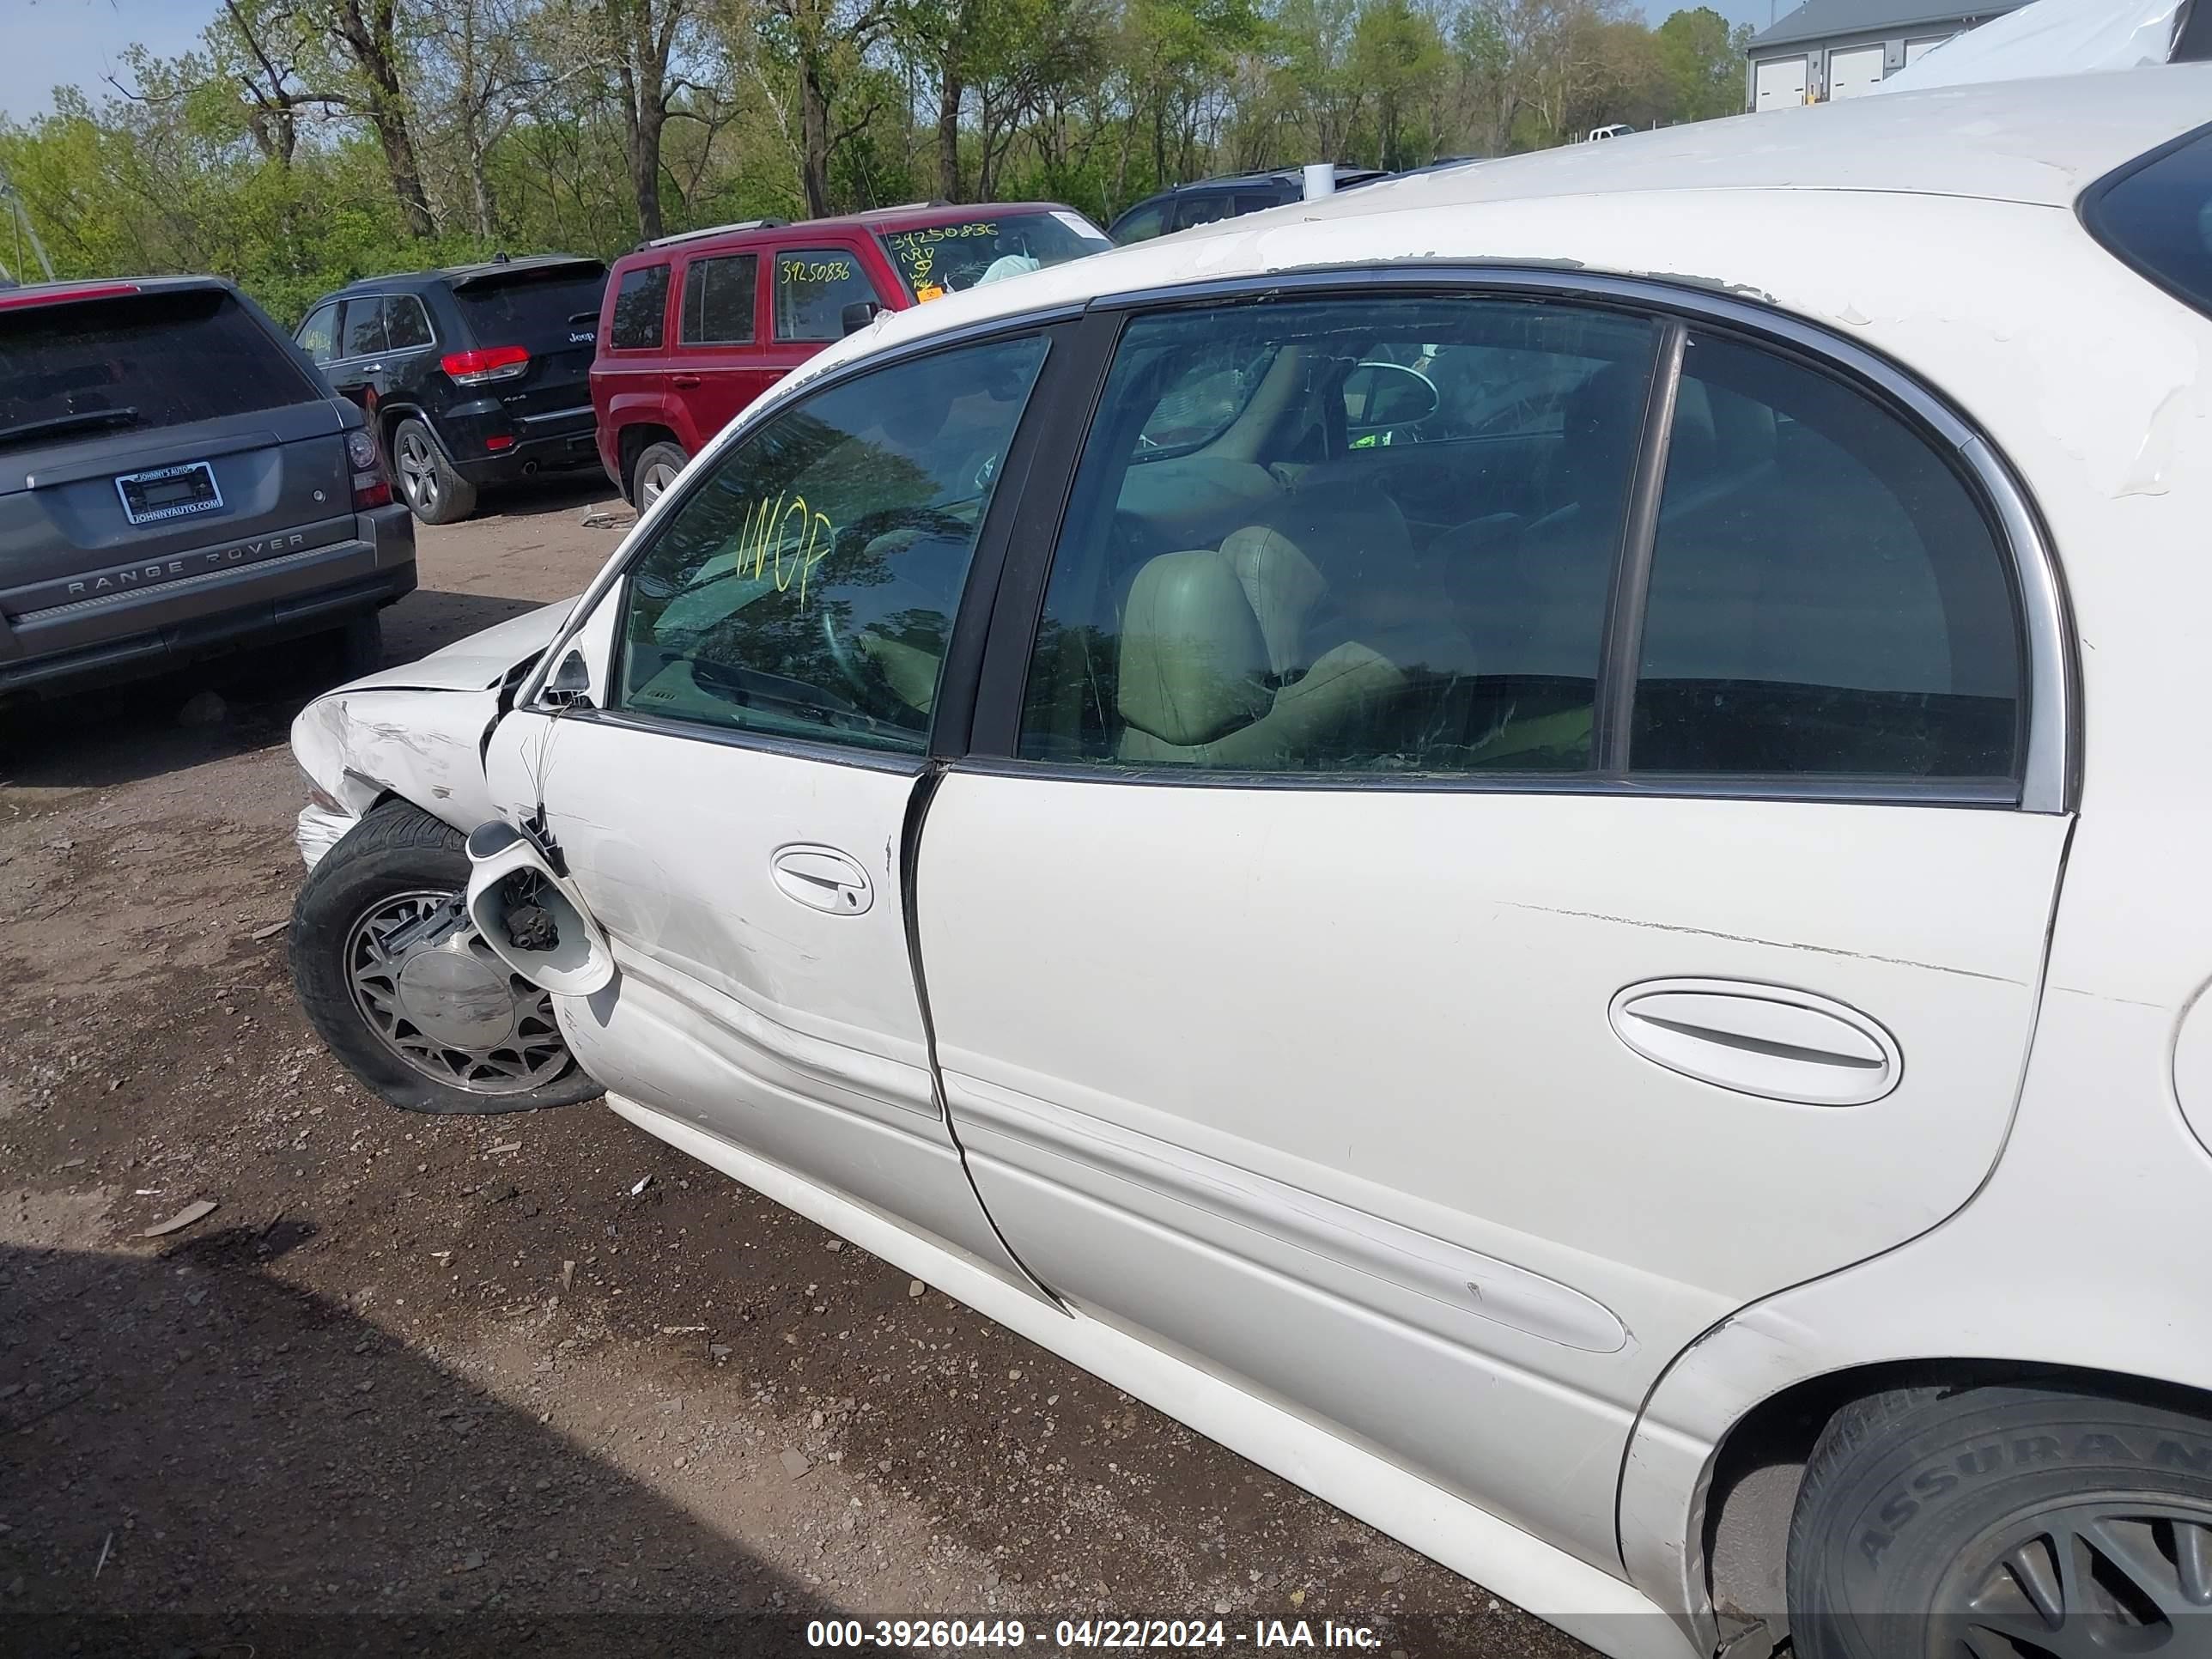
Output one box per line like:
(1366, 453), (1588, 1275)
(671, 374), (702, 388)
(1608, 979), (1900, 1106)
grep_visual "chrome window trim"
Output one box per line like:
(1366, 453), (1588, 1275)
(1072, 263), (2075, 815)
(951, 755), (2019, 807)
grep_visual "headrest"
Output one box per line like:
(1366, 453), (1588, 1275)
(1117, 550), (1273, 747)
(1220, 525), (1328, 678)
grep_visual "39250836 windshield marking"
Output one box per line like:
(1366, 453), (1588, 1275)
(884, 222), (1000, 289)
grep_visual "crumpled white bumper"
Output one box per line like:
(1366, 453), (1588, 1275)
(295, 802), (357, 870)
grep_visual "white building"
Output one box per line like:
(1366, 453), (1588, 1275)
(1747, 0), (2028, 106)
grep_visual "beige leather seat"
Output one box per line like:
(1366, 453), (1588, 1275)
(1115, 548), (1407, 767)
(1114, 483), (1478, 768)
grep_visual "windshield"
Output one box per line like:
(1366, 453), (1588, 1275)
(0, 287), (319, 446)
(877, 211), (1110, 301)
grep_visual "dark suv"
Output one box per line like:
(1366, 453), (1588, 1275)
(296, 256), (609, 524)
(0, 276), (413, 698)
(1106, 166), (1389, 243)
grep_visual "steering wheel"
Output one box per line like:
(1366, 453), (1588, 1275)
(815, 506), (970, 719)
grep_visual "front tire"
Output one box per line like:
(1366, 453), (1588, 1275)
(1790, 1382), (2212, 1659)
(391, 417), (478, 526)
(289, 800), (601, 1115)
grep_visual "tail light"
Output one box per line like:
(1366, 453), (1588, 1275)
(441, 344), (530, 385)
(347, 428), (392, 508)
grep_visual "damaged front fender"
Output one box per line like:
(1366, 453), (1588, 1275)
(290, 598), (577, 839)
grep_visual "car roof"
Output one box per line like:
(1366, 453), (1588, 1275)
(609, 203), (1085, 269)
(787, 65), (2212, 393)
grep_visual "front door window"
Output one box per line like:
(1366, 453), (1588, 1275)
(617, 333), (1048, 753)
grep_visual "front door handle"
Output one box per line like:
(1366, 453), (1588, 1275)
(1608, 978), (1900, 1106)
(671, 374), (702, 388)
(771, 844), (873, 915)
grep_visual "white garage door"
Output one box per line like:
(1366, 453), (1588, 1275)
(1828, 44), (1887, 98)
(1905, 34), (1951, 62)
(1754, 56), (1808, 109)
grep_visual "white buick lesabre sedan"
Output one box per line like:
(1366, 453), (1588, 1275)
(286, 68), (2212, 1659)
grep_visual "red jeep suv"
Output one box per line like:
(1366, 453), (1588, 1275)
(589, 202), (1110, 507)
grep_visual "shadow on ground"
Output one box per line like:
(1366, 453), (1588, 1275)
(0, 588), (550, 796)
(0, 1236), (837, 1657)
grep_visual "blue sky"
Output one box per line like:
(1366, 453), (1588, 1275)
(0, 0), (1783, 123)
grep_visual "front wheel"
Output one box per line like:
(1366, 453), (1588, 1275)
(289, 800), (601, 1114)
(1790, 1382), (2212, 1659)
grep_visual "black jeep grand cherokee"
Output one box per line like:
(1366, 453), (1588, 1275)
(0, 276), (413, 698)
(295, 256), (608, 525)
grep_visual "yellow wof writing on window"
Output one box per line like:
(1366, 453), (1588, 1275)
(732, 491), (836, 609)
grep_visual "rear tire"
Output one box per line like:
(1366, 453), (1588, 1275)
(1790, 1382), (2212, 1659)
(630, 440), (688, 510)
(391, 417), (478, 526)
(290, 800), (601, 1115)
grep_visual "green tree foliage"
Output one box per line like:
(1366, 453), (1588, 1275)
(0, 0), (1753, 317)
(1656, 5), (1753, 121)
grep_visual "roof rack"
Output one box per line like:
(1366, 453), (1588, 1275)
(641, 219), (789, 250)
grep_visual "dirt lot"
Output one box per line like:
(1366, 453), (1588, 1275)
(0, 477), (1593, 1657)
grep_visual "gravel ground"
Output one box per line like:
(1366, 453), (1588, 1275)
(0, 475), (1597, 1658)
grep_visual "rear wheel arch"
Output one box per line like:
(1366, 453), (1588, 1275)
(618, 421), (679, 495)
(1692, 1360), (2212, 1656)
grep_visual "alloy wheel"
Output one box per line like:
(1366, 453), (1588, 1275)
(638, 458), (679, 507)
(1942, 1501), (2212, 1659)
(345, 890), (569, 1095)
(395, 430), (440, 513)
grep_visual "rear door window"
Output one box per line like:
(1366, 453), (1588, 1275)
(1017, 295), (1660, 774)
(773, 246), (884, 343)
(1632, 333), (2022, 781)
(609, 264), (671, 350)
(0, 287), (322, 446)
(679, 253), (758, 346)
(384, 294), (434, 350)
(339, 297), (388, 360)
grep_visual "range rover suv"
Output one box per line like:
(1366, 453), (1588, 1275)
(296, 256), (609, 525)
(0, 276), (413, 699)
